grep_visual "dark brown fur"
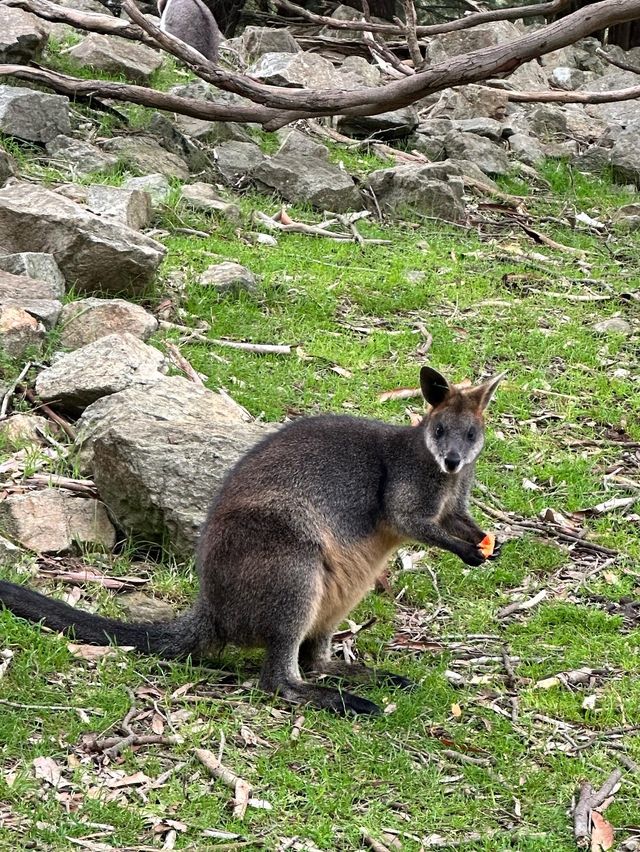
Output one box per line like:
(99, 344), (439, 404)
(0, 367), (504, 715)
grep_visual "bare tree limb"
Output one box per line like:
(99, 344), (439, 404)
(274, 0), (575, 37)
(504, 83), (640, 103)
(596, 45), (640, 73)
(3, 0), (156, 43)
(399, 0), (423, 70)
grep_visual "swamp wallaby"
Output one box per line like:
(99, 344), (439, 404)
(0, 367), (504, 715)
(157, 0), (221, 62)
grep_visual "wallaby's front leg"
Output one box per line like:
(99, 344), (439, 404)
(441, 511), (486, 545)
(402, 517), (486, 566)
(299, 635), (414, 690)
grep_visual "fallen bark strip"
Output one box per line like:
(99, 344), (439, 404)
(360, 829), (393, 852)
(254, 210), (391, 244)
(573, 768), (622, 847)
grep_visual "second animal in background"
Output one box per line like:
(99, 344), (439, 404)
(157, 0), (221, 62)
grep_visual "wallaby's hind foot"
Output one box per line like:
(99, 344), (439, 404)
(260, 645), (381, 715)
(270, 678), (382, 716)
(304, 659), (415, 691)
(299, 635), (414, 691)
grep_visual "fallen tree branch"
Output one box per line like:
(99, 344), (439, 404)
(254, 209), (391, 244)
(165, 341), (206, 386)
(573, 768), (622, 847)
(3, 0), (157, 43)
(596, 45), (640, 74)
(274, 0), (574, 38)
(195, 748), (252, 819)
(497, 589), (548, 620)
(503, 83), (640, 104)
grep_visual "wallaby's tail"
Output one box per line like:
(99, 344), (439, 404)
(0, 580), (203, 660)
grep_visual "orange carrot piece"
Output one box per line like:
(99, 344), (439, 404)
(479, 533), (496, 558)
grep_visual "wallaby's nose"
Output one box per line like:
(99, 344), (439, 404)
(444, 453), (461, 472)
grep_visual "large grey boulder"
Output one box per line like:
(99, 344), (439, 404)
(610, 129), (640, 186)
(508, 133), (546, 166)
(181, 183), (242, 224)
(101, 136), (190, 180)
(86, 184), (153, 230)
(0, 6), (48, 64)
(365, 163), (466, 222)
(0, 489), (115, 554)
(254, 131), (361, 212)
(428, 84), (509, 121)
(215, 141), (266, 187)
(174, 116), (252, 146)
(67, 34), (163, 84)
(77, 376), (271, 553)
(247, 51), (341, 88)
(337, 107), (419, 142)
(123, 173), (171, 207)
(46, 135), (120, 178)
(0, 182), (165, 294)
(0, 252), (65, 293)
(58, 298), (158, 350)
(0, 267), (63, 329)
(612, 203), (640, 232)
(0, 85), (70, 143)
(36, 332), (166, 410)
(338, 55), (381, 89)
(241, 26), (300, 58)
(444, 131), (509, 175)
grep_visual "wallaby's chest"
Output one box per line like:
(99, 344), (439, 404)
(310, 523), (405, 636)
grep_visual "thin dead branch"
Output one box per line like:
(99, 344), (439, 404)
(595, 46), (640, 74)
(165, 342), (206, 386)
(504, 83), (640, 104)
(497, 589), (548, 620)
(274, 0), (574, 38)
(195, 748), (252, 819)
(0, 361), (31, 419)
(22, 387), (77, 440)
(573, 769), (622, 847)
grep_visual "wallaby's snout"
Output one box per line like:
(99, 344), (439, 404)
(444, 451), (461, 473)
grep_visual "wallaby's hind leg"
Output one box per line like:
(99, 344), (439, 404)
(299, 634), (414, 691)
(260, 638), (381, 715)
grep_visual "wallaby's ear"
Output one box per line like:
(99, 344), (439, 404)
(466, 372), (506, 412)
(420, 366), (452, 408)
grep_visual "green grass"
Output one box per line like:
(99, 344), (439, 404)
(2, 102), (640, 851)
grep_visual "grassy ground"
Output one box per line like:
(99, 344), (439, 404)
(2, 42), (640, 852)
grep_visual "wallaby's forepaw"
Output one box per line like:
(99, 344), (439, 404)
(458, 542), (486, 567)
(486, 539), (502, 560)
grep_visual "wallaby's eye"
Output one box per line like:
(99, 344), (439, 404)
(467, 427), (476, 442)
(434, 424), (444, 439)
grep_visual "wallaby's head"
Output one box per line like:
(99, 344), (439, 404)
(420, 367), (505, 475)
